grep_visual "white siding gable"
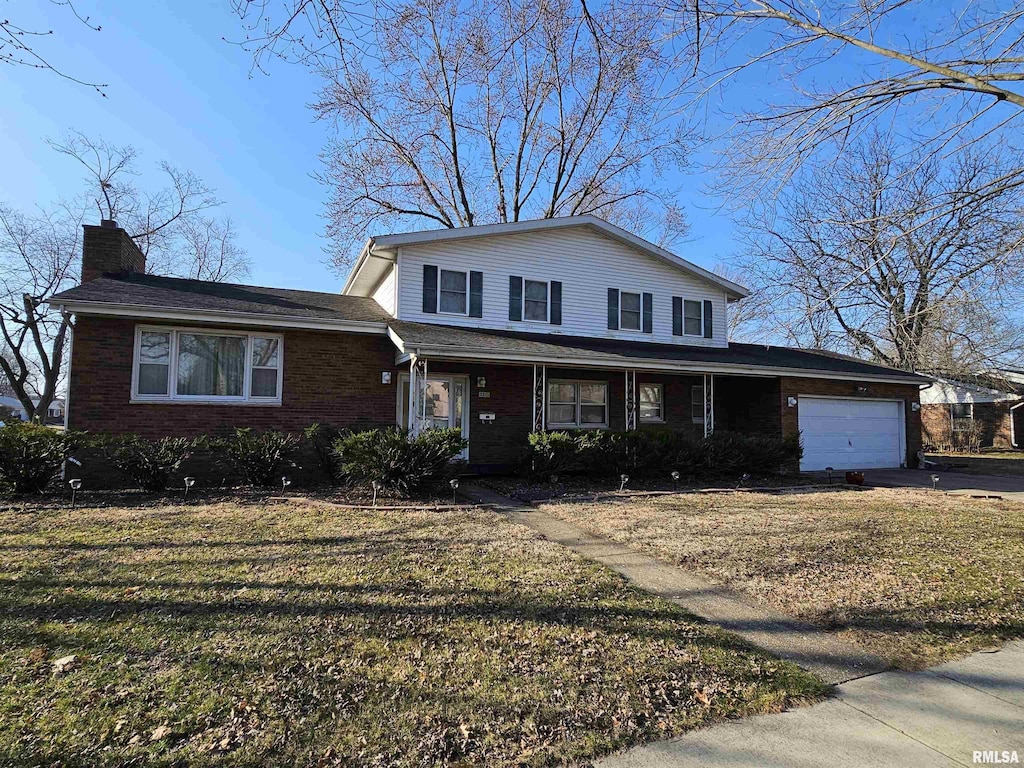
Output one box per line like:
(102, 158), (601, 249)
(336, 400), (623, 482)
(396, 228), (729, 347)
(370, 264), (397, 315)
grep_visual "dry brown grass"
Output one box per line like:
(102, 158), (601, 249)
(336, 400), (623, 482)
(540, 488), (1024, 670)
(0, 498), (824, 767)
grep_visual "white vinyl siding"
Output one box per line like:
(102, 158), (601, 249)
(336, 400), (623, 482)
(370, 265), (397, 316)
(396, 228), (729, 347)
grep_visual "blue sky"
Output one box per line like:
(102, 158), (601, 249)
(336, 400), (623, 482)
(0, 0), (740, 291)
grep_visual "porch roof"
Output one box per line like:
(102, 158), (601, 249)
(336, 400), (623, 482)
(387, 321), (929, 385)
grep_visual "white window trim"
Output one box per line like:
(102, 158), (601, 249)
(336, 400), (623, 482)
(690, 384), (704, 424)
(521, 278), (550, 324)
(546, 379), (609, 429)
(438, 268), (468, 316)
(639, 382), (664, 423)
(619, 290), (643, 332)
(131, 324), (284, 405)
(683, 299), (704, 337)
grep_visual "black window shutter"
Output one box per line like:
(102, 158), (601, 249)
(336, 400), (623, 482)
(642, 292), (653, 333)
(422, 264), (438, 314)
(469, 271), (483, 317)
(703, 300), (714, 339)
(607, 288), (619, 330)
(672, 297), (683, 336)
(509, 276), (522, 321)
(550, 281), (562, 325)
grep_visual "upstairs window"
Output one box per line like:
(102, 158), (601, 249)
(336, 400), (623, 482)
(133, 327), (283, 403)
(620, 291), (642, 331)
(439, 269), (468, 314)
(524, 279), (549, 322)
(684, 300), (703, 336)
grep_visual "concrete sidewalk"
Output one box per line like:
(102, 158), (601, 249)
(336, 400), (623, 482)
(462, 484), (888, 685)
(598, 642), (1024, 767)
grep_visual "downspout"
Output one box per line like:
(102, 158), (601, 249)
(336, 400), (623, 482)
(60, 305), (74, 432)
(1011, 401), (1024, 449)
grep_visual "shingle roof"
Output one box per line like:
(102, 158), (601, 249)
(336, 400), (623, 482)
(51, 273), (391, 324)
(388, 321), (928, 382)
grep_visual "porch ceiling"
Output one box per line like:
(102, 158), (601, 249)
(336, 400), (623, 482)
(387, 321), (928, 385)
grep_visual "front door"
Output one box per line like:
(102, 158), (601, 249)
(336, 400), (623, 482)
(397, 374), (470, 459)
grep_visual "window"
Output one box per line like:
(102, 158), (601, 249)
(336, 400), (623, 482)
(639, 384), (663, 422)
(684, 300), (703, 336)
(439, 269), (468, 314)
(132, 327), (283, 403)
(547, 381), (608, 428)
(691, 384), (704, 424)
(620, 291), (641, 331)
(524, 279), (549, 322)
(950, 402), (973, 431)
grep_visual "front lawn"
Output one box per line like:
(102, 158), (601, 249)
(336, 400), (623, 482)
(540, 489), (1024, 670)
(927, 451), (1024, 477)
(0, 498), (823, 766)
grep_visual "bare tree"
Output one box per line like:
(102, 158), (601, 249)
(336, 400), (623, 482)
(233, 0), (689, 267)
(732, 134), (1024, 375)
(658, 0), (1024, 205)
(1, 0), (107, 94)
(0, 135), (251, 422)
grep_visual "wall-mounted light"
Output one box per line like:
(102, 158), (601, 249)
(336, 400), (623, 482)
(787, 396), (798, 407)
(381, 371), (392, 384)
(856, 385), (869, 393)
(911, 402), (921, 411)
(476, 377), (487, 388)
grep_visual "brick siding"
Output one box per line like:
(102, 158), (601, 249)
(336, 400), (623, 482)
(921, 401), (1018, 450)
(81, 223), (146, 283)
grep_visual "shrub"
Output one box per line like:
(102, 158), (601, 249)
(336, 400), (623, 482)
(0, 422), (79, 494)
(304, 422), (344, 483)
(526, 430), (581, 479)
(218, 428), (300, 487)
(105, 435), (203, 492)
(333, 426), (466, 497)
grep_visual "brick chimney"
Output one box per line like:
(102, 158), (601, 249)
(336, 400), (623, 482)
(81, 220), (146, 283)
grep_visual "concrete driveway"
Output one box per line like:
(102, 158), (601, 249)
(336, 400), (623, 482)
(863, 468), (1024, 502)
(598, 642), (1024, 767)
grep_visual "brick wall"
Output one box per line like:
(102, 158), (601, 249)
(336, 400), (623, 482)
(921, 401), (1017, 450)
(81, 222), (146, 283)
(68, 316), (401, 438)
(779, 377), (923, 467)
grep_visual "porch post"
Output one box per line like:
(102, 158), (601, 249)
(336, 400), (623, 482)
(409, 355), (428, 436)
(703, 373), (715, 437)
(625, 369), (637, 430)
(532, 364), (546, 432)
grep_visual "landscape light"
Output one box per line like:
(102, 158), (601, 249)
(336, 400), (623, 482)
(449, 477), (460, 504)
(826, 466), (834, 485)
(931, 474), (940, 491)
(371, 480), (381, 507)
(620, 474), (629, 491)
(68, 478), (82, 509)
(183, 476), (195, 500)
(281, 476), (292, 494)
(671, 470), (680, 490)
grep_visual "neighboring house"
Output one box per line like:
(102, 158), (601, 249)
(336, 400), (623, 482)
(0, 396), (26, 423)
(0, 396), (65, 424)
(51, 218), (929, 477)
(920, 373), (1024, 451)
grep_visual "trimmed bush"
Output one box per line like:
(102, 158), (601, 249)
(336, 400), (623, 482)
(218, 428), (300, 487)
(0, 422), (79, 494)
(105, 435), (203, 492)
(304, 422), (344, 483)
(525, 428), (802, 482)
(332, 426), (466, 497)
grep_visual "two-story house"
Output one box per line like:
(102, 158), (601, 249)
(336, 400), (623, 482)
(52, 216), (927, 476)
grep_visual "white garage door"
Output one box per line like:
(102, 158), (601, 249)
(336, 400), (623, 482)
(798, 397), (904, 471)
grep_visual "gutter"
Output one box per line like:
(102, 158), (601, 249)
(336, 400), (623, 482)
(54, 300), (390, 335)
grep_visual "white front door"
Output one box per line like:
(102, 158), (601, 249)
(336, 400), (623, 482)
(398, 374), (470, 459)
(798, 396), (905, 471)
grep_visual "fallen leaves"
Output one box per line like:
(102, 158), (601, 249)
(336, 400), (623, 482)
(51, 655), (76, 674)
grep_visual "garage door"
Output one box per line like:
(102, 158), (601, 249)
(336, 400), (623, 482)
(798, 397), (904, 471)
